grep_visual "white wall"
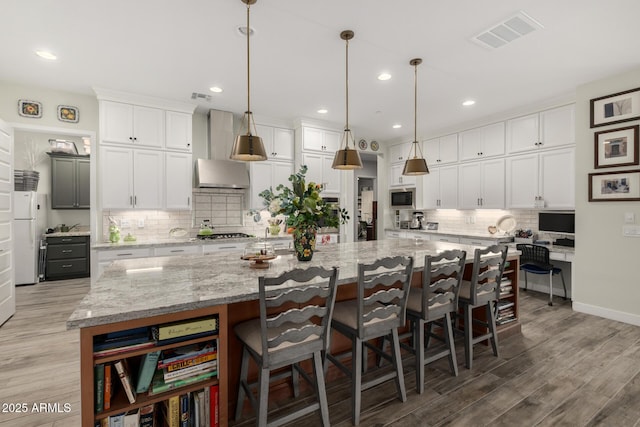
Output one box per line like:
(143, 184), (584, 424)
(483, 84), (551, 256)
(573, 66), (640, 326)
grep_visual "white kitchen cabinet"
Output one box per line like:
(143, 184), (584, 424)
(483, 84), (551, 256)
(459, 122), (505, 161)
(389, 163), (417, 187)
(405, 231), (429, 242)
(431, 235), (460, 243)
(202, 242), (246, 254)
(385, 230), (405, 239)
(424, 134), (458, 167)
(100, 146), (163, 209)
(506, 147), (574, 209)
(301, 126), (341, 152)
(96, 247), (153, 281)
(100, 101), (164, 148)
(154, 245), (202, 256)
(422, 165), (458, 209)
(255, 124), (294, 161)
(389, 141), (413, 164)
(458, 158), (505, 209)
(459, 237), (494, 246)
(165, 152), (192, 209)
(249, 161), (294, 209)
(506, 104), (575, 154)
(165, 110), (192, 152)
(302, 152), (341, 194)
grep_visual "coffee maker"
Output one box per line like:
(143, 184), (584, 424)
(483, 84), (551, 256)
(410, 211), (424, 229)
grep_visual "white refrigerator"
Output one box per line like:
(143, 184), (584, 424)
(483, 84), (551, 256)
(13, 191), (46, 285)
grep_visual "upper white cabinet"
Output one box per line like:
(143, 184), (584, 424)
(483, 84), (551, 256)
(506, 147), (575, 209)
(422, 165), (458, 209)
(302, 152), (341, 194)
(255, 124), (294, 161)
(249, 161), (294, 209)
(100, 146), (163, 209)
(101, 101), (164, 148)
(389, 163), (417, 187)
(458, 159), (505, 209)
(459, 122), (505, 161)
(165, 152), (192, 209)
(389, 141), (413, 164)
(506, 104), (575, 154)
(301, 127), (341, 153)
(424, 134), (458, 167)
(165, 111), (193, 152)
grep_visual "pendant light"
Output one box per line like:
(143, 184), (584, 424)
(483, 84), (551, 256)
(332, 30), (363, 170)
(402, 58), (429, 175)
(230, 0), (267, 161)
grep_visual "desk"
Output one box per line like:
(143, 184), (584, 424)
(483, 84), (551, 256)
(508, 243), (575, 299)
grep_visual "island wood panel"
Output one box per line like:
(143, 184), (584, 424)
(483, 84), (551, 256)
(79, 305), (228, 427)
(226, 258), (520, 418)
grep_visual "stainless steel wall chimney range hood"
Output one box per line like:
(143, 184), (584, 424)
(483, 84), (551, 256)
(196, 159), (250, 189)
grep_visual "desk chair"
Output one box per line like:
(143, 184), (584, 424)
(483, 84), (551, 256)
(326, 256), (413, 425)
(234, 266), (338, 427)
(516, 243), (567, 306)
(404, 250), (466, 394)
(457, 245), (508, 369)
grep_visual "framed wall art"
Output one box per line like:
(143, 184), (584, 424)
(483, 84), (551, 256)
(590, 87), (640, 128)
(594, 125), (639, 168)
(57, 105), (79, 123)
(18, 99), (42, 118)
(588, 169), (640, 202)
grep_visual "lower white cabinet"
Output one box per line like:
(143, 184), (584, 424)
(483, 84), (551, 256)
(249, 161), (294, 210)
(458, 159), (505, 209)
(423, 165), (457, 209)
(100, 146), (163, 209)
(506, 147), (574, 209)
(431, 235), (460, 243)
(202, 242), (246, 254)
(154, 245), (202, 256)
(165, 152), (192, 209)
(385, 230), (405, 239)
(459, 237), (494, 246)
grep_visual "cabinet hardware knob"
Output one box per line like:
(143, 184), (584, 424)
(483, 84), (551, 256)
(187, 143), (191, 147)
(133, 137), (137, 141)
(117, 253), (134, 256)
(62, 250), (72, 253)
(62, 264), (72, 268)
(129, 137), (133, 141)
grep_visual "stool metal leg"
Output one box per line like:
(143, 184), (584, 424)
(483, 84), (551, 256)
(352, 336), (363, 426)
(548, 271), (553, 306)
(464, 303), (473, 369)
(391, 328), (407, 403)
(523, 270), (528, 290)
(560, 270), (567, 300)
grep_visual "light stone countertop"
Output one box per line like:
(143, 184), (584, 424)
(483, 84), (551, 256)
(385, 228), (513, 243)
(68, 239), (501, 330)
(92, 235), (293, 250)
(44, 231), (91, 238)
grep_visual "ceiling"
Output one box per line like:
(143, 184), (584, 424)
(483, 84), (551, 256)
(3, 0), (640, 143)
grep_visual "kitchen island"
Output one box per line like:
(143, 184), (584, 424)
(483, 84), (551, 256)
(68, 239), (520, 426)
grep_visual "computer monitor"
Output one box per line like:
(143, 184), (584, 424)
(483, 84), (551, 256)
(538, 211), (575, 234)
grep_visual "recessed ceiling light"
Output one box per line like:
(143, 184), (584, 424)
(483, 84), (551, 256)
(393, 124), (402, 129)
(317, 109), (328, 114)
(35, 50), (57, 60)
(378, 73), (392, 81)
(209, 86), (223, 93)
(462, 99), (476, 106)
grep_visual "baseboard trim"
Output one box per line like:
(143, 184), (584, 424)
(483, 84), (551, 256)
(572, 302), (640, 327)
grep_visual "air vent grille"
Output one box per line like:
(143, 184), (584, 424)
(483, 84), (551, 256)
(473, 11), (543, 49)
(191, 92), (213, 102)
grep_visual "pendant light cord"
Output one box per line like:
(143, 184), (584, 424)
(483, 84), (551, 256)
(345, 36), (349, 135)
(412, 61), (418, 157)
(246, 3), (251, 116)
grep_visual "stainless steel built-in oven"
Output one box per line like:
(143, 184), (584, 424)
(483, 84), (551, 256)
(390, 188), (415, 209)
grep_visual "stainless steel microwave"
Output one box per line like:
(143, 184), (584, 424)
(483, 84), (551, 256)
(390, 188), (415, 209)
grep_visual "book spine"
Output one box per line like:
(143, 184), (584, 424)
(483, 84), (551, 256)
(164, 360), (217, 381)
(136, 350), (161, 393)
(180, 393), (190, 427)
(211, 384), (219, 427)
(104, 364), (112, 411)
(114, 360), (137, 404)
(94, 364), (104, 413)
(166, 395), (180, 427)
(139, 403), (155, 427)
(158, 318), (217, 341)
(150, 371), (217, 396)
(204, 387), (211, 427)
(158, 346), (216, 368)
(163, 352), (217, 372)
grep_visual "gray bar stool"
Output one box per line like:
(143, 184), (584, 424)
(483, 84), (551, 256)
(234, 266), (339, 427)
(457, 245), (508, 369)
(326, 256), (414, 425)
(516, 243), (567, 306)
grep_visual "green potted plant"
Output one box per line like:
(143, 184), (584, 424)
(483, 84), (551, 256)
(259, 165), (349, 261)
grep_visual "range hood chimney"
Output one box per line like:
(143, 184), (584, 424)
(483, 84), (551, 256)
(195, 110), (250, 189)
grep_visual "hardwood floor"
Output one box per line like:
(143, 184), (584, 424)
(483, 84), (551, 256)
(1, 279), (639, 426)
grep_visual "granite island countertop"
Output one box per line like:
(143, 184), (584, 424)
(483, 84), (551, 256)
(92, 235), (293, 250)
(386, 228), (513, 242)
(68, 239), (507, 329)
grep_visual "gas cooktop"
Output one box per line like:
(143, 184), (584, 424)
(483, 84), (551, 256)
(197, 232), (252, 240)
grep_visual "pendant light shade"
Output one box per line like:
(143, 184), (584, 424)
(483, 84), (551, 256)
(231, 0), (267, 161)
(402, 58), (429, 176)
(332, 30), (363, 170)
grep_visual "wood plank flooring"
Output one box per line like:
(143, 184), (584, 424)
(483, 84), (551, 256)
(1, 279), (639, 426)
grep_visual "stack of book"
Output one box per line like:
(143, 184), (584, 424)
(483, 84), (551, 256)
(95, 403), (154, 427)
(94, 327), (154, 357)
(161, 386), (219, 427)
(495, 300), (516, 325)
(149, 341), (218, 396)
(152, 316), (218, 346)
(499, 278), (513, 297)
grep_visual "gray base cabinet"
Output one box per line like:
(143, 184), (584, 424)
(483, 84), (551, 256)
(46, 235), (90, 280)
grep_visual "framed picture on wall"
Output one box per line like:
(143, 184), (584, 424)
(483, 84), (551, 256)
(18, 99), (42, 118)
(57, 105), (79, 123)
(594, 125), (639, 168)
(588, 170), (640, 202)
(590, 87), (640, 128)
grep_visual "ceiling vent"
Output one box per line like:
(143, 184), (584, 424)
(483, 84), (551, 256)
(191, 92), (213, 102)
(472, 11), (544, 49)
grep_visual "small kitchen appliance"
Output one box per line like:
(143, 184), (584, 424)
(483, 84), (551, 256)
(410, 211), (424, 229)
